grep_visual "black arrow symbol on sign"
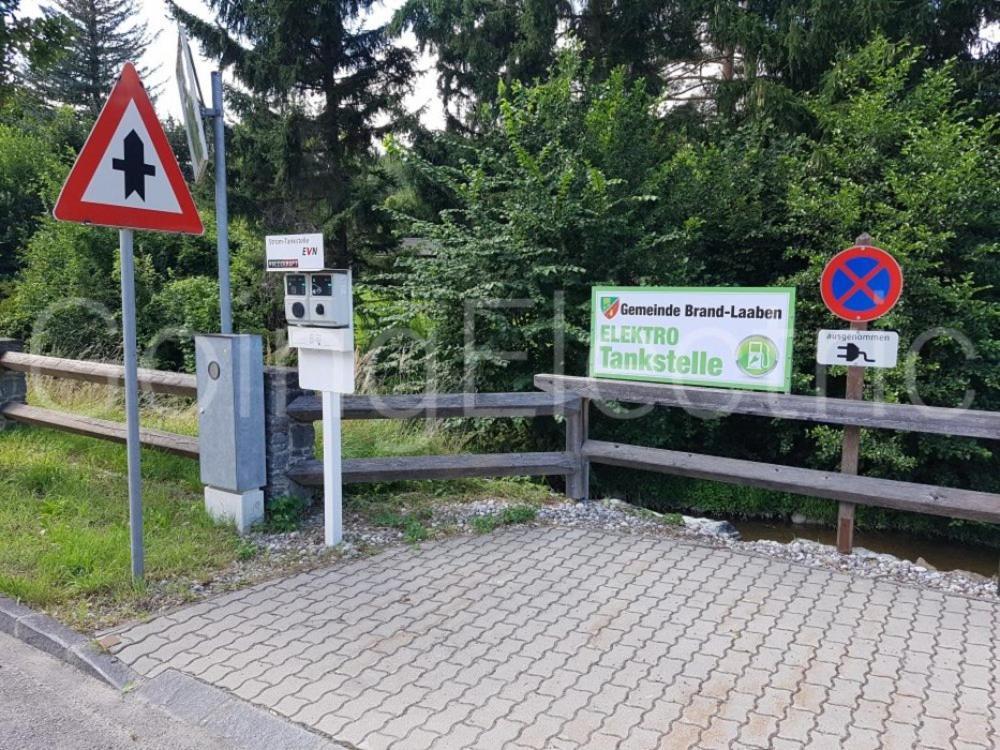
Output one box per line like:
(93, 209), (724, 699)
(111, 130), (156, 200)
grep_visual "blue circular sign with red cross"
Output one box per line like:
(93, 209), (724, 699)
(820, 244), (903, 322)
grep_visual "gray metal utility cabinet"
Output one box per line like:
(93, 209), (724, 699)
(195, 334), (266, 533)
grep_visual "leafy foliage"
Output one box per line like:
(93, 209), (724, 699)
(0, 123), (63, 282)
(783, 39), (1000, 492)
(0, 0), (68, 104)
(261, 495), (310, 533)
(373, 51), (797, 394)
(376, 42), (1000, 513)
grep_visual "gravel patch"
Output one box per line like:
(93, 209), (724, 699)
(736, 537), (999, 601)
(540, 498), (1000, 602)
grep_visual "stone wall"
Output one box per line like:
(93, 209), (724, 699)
(263, 366), (315, 501)
(0, 339), (26, 430)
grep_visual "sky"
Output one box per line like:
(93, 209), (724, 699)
(22, 0), (447, 129)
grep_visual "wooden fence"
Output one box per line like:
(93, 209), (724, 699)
(285, 391), (584, 492)
(536, 373), (1000, 550)
(0, 349), (587, 496)
(0, 350), (200, 458)
(3, 347), (998, 553)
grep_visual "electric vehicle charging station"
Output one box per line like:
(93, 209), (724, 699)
(267, 236), (355, 547)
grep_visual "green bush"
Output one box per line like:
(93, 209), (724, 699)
(377, 41), (1000, 538)
(147, 277), (220, 372)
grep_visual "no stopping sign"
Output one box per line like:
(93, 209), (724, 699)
(820, 245), (903, 322)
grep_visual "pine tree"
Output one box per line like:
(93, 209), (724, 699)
(690, 0), (1000, 122)
(394, 0), (562, 130)
(397, 0), (999, 129)
(173, 0), (414, 267)
(32, 0), (154, 114)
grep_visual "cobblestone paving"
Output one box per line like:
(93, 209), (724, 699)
(110, 527), (1000, 749)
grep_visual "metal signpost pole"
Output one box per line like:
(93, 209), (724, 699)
(54, 63), (204, 582)
(322, 391), (343, 546)
(119, 229), (144, 581)
(210, 71), (233, 334)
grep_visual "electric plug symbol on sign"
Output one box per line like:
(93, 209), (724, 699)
(837, 343), (875, 364)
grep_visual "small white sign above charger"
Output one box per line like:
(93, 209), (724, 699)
(265, 233), (324, 271)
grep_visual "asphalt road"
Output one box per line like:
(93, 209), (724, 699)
(0, 631), (235, 750)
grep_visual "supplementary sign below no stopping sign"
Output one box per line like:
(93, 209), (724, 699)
(816, 329), (899, 368)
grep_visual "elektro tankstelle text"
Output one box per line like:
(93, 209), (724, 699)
(597, 303), (784, 376)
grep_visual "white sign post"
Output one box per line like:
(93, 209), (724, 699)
(283, 270), (354, 547)
(816, 329), (899, 368)
(591, 287), (796, 393)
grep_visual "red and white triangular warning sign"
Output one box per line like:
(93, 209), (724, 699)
(54, 62), (204, 235)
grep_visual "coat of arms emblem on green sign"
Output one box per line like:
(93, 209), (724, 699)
(601, 296), (620, 319)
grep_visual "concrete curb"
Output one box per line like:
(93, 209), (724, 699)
(135, 670), (342, 749)
(0, 595), (138, 690)
(0, 595), (343, 748)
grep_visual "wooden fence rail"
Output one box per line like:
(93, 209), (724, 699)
(0, 402), (199, 458)
(6, 348), (996, 541)
(584, 440), (1000, 524)
(0, 350), (198, 396)
(534, 374), (1000, 439)
(289, 452), (578, 486)
(0, 351), (587, 491)
(286, 389), (585, 487)
(288, 391), (580, 422)
(536, 374), (1000, 537)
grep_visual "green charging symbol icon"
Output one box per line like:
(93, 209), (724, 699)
(736, 335), (779, 377)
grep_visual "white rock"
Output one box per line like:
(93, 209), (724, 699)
(682, 516), (740, 540)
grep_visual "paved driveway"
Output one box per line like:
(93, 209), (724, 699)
(109, 527), (999, 749)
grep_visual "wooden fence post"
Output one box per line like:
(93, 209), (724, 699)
(565, 397), (589, 501)
(836, 232), (874, 554)
(836, 323), (865, 553)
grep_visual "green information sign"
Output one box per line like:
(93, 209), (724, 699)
(590, 286), (796, 392)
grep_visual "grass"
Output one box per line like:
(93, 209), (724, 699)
(334, 418), (555, 529)
(0, 379), (238, 629)
(470, 504), (539, 534)
(26, 377), (199, 434)
(0, 378), (556, 628)
(0, 426), (241, 629)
